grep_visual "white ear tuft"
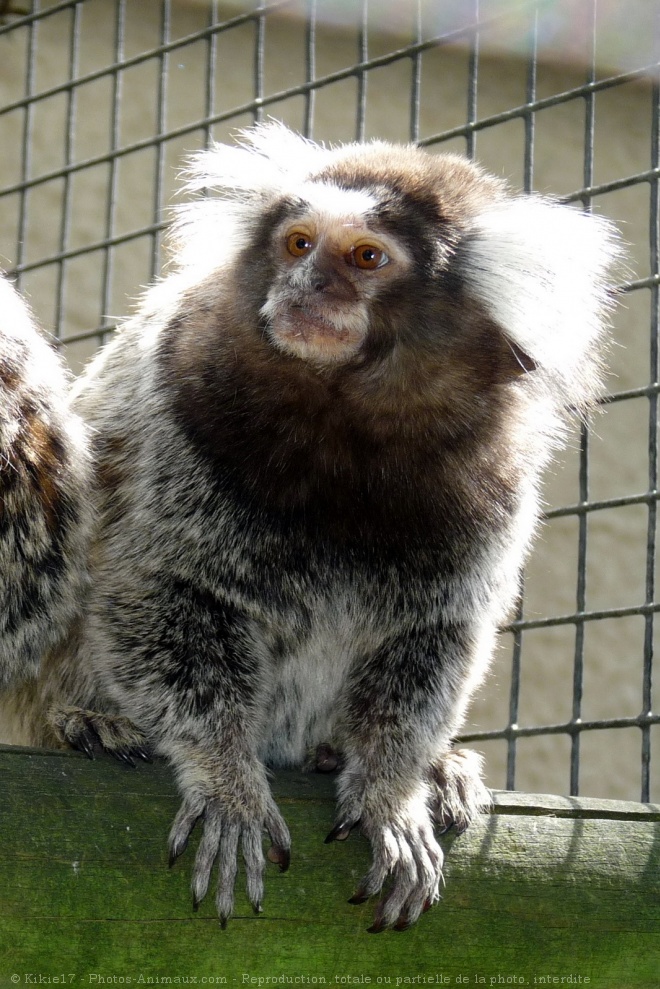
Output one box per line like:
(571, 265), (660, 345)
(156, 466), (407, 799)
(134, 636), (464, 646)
(170, 124), (334, 276)
(182, 121), (332, 200)
(462, 198), (622, 408)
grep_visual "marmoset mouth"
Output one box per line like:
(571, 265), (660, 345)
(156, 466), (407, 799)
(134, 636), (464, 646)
(267, 305), (367, 362)
(287, 306), (351, 341)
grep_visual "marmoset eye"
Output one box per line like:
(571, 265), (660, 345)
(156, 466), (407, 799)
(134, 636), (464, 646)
(347, 245), (389, 270)
(286, 232), (314, 257)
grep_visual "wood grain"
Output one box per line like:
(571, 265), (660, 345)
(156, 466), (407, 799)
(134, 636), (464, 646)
(0, 747), (658, 988)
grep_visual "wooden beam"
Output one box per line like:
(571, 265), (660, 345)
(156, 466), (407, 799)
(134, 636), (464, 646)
(0, 746), (658, 988)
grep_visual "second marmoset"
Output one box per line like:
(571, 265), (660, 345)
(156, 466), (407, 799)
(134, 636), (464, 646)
(14, 124), (619, 931)
(0, 277), (90, 694)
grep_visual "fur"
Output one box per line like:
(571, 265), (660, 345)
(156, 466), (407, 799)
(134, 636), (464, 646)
(2, 124), (620, 930)
(0, 276), (91, 694)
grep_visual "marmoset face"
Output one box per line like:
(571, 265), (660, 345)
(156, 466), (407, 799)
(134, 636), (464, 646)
(260, 190), (413, 365)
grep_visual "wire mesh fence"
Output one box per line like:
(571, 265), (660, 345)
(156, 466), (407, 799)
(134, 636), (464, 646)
(0, 0), (658, 802)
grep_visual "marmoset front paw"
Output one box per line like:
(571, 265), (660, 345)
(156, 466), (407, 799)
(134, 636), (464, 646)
(326, 779), (442, 932)
(168, 788), (291, 927)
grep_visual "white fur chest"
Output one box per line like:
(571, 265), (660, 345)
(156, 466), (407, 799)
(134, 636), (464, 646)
(258, 599), (376, 768)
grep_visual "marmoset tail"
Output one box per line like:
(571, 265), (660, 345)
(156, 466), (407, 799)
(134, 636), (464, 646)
(0, 276), (90, 694)
(20, 124), (619, 931)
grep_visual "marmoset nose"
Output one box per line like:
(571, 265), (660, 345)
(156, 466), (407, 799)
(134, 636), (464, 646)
(308, 256), (354, 298)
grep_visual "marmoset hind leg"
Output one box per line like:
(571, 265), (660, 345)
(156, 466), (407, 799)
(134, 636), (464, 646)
(49, 705), (151, 765)
(0, 624), (92, 749)
(309, 743), (491, 834)
(428, 748), (491, 834)
(0, 613), (149, 767)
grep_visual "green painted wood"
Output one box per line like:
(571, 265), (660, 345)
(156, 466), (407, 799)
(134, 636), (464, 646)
(0, 747), (658, 989)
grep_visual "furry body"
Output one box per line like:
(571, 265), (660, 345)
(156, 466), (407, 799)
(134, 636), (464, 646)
(0, 277), (90, 691)
(8, 126), (618, 929)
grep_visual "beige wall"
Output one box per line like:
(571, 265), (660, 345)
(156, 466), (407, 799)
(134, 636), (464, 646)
(0, 0), (656, 800)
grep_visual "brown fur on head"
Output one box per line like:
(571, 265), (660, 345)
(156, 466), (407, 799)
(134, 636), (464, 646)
(172, 123), (618, 414)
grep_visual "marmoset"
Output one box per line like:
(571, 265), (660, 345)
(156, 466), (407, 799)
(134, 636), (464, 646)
(0, 277), (90, 699)
(8, 124), (618, 931)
